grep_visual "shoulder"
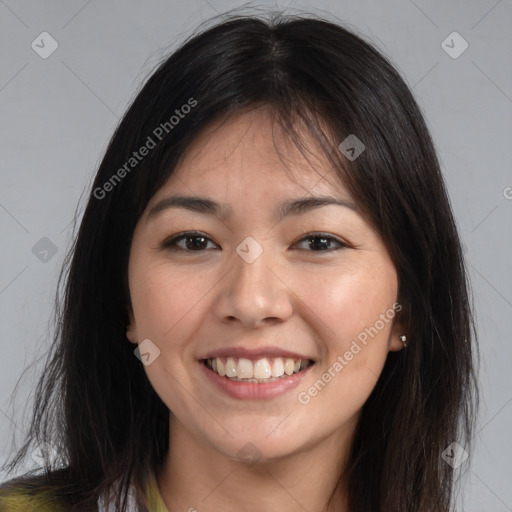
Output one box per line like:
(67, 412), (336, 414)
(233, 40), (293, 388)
(0, 471), (72, 512)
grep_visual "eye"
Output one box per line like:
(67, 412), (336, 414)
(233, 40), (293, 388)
(161, 231), (348, 253)
(293, 233), (348, 252)
(162, 231), (219, 252)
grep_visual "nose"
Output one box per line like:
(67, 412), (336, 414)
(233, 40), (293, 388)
(212, 241), (294, 329)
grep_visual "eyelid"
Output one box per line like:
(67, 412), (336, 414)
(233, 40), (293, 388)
(161, 231), (219, 251)
(291, 232), (350, 251)
(161, 231), (350, 252)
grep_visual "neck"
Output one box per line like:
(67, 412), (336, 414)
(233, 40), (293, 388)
(157, 416), (353, 512)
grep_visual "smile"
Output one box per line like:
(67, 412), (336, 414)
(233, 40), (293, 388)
(203, 356), (314, 382)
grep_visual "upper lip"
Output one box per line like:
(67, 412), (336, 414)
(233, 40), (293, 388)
(199, 346), (315, 361)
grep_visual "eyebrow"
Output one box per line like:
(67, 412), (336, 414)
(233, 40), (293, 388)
(147, 195), (357, 221)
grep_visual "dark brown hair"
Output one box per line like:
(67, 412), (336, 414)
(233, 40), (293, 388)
(1, 11), (478, 511)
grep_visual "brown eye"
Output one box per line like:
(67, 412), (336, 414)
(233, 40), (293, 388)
(294, 233), (347, 252)
(162, 232), (218, 252)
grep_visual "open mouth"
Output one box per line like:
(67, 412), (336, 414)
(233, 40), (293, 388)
(202, 356), (315, 383)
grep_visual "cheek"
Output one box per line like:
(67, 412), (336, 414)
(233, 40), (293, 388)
(130, 260), (214, 341)
(308, 266), (397, 322)
(293, 265), (397, 423)
(129, 260), (213, 413)
(298, 261), (398, 357)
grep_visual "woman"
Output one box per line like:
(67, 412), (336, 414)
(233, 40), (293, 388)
(0, 12), (478, 512)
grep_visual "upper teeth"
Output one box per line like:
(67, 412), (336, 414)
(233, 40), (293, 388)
(207, 357), (311, 379)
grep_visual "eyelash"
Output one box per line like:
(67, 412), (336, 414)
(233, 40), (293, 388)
(161, 231), (348, 253)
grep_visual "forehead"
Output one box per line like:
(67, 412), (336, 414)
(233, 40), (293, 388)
(158, 107), (349, 200)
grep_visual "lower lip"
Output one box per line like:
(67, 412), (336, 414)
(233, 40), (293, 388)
(199, 361), (313, 400)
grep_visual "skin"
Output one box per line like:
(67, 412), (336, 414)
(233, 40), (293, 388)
(127, 107), (404, 512)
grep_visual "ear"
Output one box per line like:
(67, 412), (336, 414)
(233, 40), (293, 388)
(126, 309), (138, 344)
(388, 308), (407, 352)
(388, 331), (406, 352)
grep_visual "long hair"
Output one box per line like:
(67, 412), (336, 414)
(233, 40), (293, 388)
(1, 12), (478, 511)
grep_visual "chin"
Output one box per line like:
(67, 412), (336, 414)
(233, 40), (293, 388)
(205, 426), (306, 465)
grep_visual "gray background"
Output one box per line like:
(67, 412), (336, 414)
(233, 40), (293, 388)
(1, 0), (511, 510)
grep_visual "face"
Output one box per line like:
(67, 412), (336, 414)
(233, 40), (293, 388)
(127, 107), (403, 463)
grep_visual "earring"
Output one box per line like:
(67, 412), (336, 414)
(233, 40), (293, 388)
(399, 335), (407, 348)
